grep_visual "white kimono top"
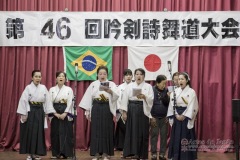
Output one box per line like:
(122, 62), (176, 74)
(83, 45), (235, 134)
(17, 82), (55, 115)
(79, 80), (119, 116)
(117, 82), (132, 110)
(167, 85), (199, 129)
(119, 81), (154, 118)
(49, 85), (74, 115)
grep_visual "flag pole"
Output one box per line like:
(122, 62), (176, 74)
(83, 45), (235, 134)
(167, 61), (177, 114)
(71, 63), (78, 160)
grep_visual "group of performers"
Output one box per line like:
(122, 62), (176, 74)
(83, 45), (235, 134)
(17, 70), (74, 160)
(17, 66), (199, 160)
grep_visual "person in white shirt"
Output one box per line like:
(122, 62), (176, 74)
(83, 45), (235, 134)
(17, 70), (55, 160)
(167, 72), (199, 160)
(120, 68), (154, 159)
(115, 69), (133, 152)
(49, 71), (74, 159)
(79, 66), (119, 160)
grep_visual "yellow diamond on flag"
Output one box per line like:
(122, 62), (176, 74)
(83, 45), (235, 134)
(71, 50), (107, 76)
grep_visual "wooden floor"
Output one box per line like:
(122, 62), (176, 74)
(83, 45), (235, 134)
(0, 150), (237, 160)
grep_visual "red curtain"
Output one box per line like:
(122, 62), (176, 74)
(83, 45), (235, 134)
(0, 0), (240, 152)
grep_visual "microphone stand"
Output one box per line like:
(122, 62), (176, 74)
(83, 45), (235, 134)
(71, 68), (78, 160)
(168, 67), (177, 115)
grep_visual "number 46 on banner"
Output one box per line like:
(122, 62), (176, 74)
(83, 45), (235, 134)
(40, 17), (71, 40)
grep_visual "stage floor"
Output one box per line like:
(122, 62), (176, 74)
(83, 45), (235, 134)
(0, 150), (236, 160)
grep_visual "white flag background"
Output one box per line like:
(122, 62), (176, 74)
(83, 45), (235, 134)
(128, 46), (179, 80)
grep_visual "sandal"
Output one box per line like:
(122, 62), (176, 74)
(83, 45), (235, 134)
(92, 153), (101, 160)
(120, 152), (123, 158)
(151, 154), (157, 160)
(159, 155), (166, 160)
(31, 155), (41, 160)
(61, 156), (71, 159)
(51, 156), (60, 159)
(26, 156), (32, 160)
(131, 155), (140, 159)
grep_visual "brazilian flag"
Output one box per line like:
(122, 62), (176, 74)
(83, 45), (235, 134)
(63, 46), (113, 81)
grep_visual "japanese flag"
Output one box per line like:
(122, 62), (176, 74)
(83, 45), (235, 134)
(128, 46), (179, 80)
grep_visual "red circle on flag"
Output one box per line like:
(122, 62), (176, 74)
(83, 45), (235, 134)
(144, 54), (162, 72)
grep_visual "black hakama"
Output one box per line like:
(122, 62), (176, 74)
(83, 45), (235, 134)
(51, 103), (73, 158)
(20, 103), (46, 156)
(168, 107), (197, 160)
(90, 100), (114, 156)
(123, 101), (149, 159)
(114, 111), (126, 150)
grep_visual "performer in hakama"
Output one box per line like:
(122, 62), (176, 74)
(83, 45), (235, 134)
(49, 71), (74, 159)
(167, 72), (199, 160)
(79, 66), (119, 160)
(120, 68), (154, 159)
(17, 70), (55, 160)
(115, 69), (133, 152)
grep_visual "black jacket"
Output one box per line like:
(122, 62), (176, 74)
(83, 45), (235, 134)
(150, 86), (170, 118)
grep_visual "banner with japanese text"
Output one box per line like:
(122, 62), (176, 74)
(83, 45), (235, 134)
(1, 11), (240, 46)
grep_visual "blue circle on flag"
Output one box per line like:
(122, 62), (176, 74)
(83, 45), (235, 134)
(82, 55), (97, 71)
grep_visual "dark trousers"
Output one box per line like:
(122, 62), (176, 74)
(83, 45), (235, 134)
(150, 117), (168, 156)
(51, 103), (73, 157)
(123, 101), (149, 159)
(168, 107), (197, 160)
(20, 104), (46, 156)
(115, 115), (126, 150)
(90, 100), (114, 156)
